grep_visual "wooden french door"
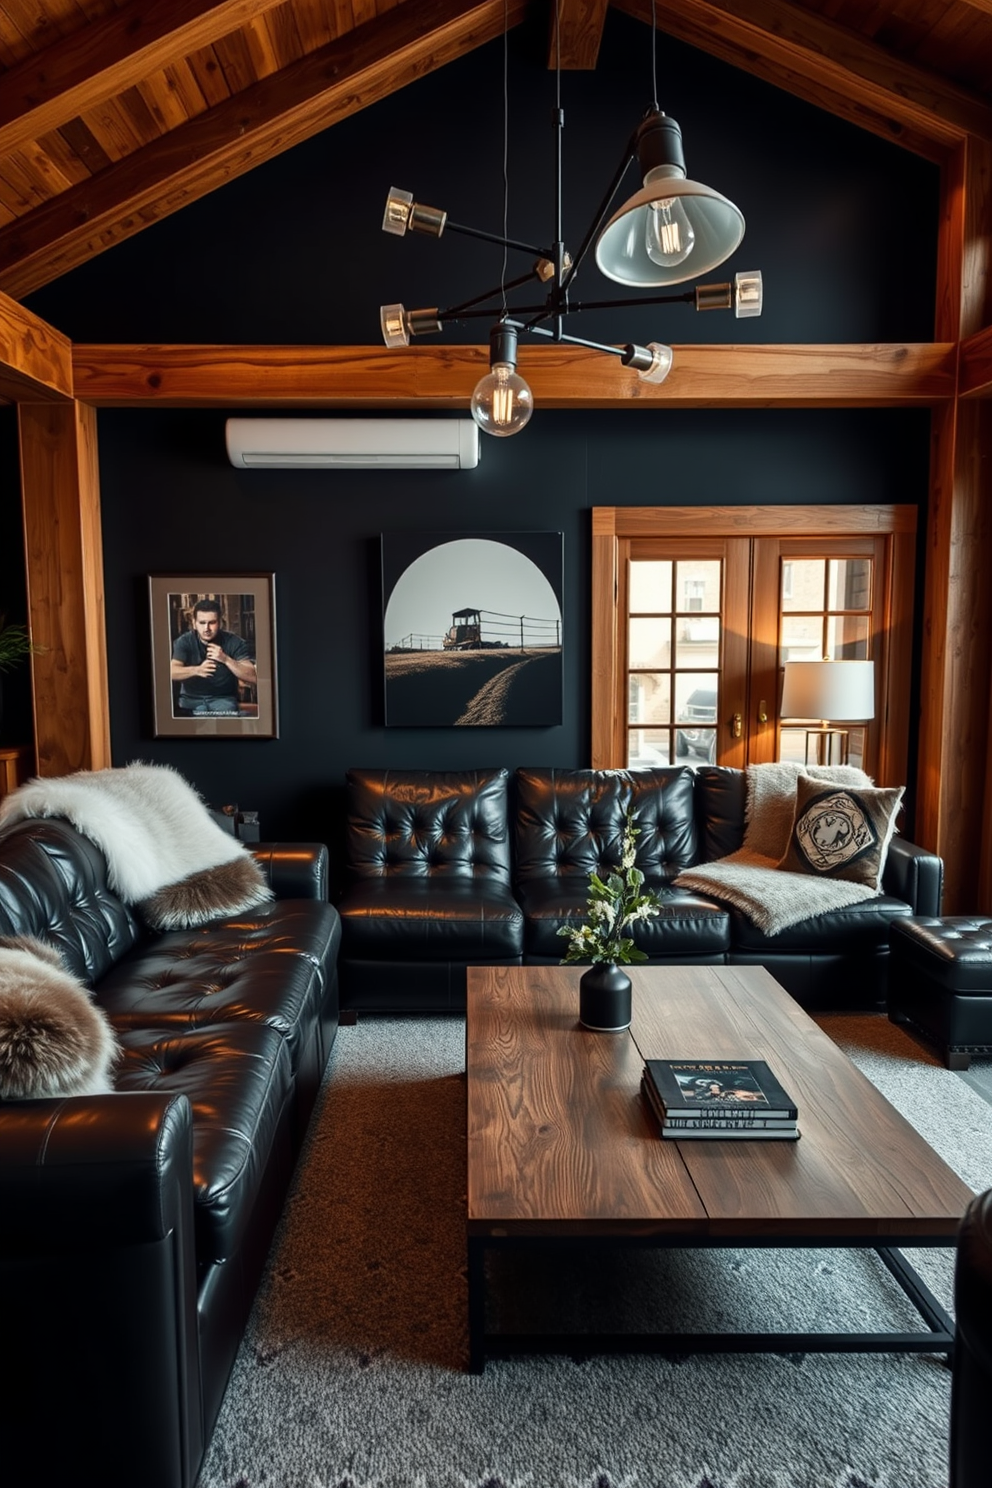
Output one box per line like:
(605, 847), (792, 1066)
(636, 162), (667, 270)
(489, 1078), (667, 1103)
(592, 506), (917, 788)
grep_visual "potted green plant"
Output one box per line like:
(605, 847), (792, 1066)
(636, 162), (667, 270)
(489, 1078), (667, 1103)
(0, 614), (38, 742)
(558, 810), (662, 1031)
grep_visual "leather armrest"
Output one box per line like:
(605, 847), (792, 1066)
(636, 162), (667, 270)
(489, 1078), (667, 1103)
(883, 836), (943, 917)
(251, 842), (329, 901)
(0, 1091), (192, 1247)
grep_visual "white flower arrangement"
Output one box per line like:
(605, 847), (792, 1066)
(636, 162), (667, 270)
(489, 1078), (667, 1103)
(558, 811), (662, 966)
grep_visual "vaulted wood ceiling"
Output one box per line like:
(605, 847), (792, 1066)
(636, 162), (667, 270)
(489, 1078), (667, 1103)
(0, 0), (989, 301)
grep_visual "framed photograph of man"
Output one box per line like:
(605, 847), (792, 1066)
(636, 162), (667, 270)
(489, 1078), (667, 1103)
(148, 574), (278, 738)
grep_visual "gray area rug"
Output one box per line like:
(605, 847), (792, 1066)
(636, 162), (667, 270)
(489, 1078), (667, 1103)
(197, 1014), (992, 1488)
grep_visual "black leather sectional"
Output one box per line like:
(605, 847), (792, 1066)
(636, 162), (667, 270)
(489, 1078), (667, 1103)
(0, 815), (340, 1488)
(337, 763), (943, 1014)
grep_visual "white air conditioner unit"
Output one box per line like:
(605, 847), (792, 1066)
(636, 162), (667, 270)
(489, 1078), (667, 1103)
(224, 417), (480, 470)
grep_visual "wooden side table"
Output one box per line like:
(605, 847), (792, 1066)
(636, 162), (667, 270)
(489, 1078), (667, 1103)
(0, 744), (34, 801)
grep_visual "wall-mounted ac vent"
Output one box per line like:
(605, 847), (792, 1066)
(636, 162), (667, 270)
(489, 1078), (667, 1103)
(224, 418), (480, 470)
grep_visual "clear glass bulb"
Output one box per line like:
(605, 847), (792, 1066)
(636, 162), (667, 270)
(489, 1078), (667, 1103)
(470, 363), (533, 438)
(644, 197), (695, 267)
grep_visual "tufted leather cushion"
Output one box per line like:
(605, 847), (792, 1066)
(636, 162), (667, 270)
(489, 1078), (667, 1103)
(514, 766), (698, 887)
(115, 1021), (293, 1265)
(96, 900), (339, 1070)
(692, 765), (748, 862)
(890, 917), (992, 993)
(0, 817), (142, 984)
(338, 878), (524, 959)
(345, 767), (512, 882)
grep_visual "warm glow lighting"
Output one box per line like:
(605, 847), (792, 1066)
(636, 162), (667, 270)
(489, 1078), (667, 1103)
(645, 194), (695, 267)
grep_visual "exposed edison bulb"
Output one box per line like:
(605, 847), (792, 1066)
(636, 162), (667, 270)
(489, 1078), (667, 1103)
(470, 363), (533, 438)
(645, 196), (695, 267)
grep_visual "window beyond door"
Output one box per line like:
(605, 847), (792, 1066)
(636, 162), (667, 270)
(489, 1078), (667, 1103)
(592, 506), (916, 788)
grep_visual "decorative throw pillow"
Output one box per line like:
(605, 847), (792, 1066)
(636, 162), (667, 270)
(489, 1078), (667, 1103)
(0, 936), (119, 1099)
(743, 761), (873, 861)
(777, 775), (904, 889)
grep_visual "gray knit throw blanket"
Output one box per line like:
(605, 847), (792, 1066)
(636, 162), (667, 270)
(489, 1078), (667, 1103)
(674, 762), (877, 936)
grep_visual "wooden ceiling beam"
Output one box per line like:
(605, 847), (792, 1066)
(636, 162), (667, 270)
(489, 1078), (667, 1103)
(0, 0), (291, 160)
(0, 0), (530, 299)
(960, 324), (992, 398)
(69, 341), (957, 408)
(612, 0), (992, 158)
(548, 0), (611, 69)
(0, 289), (72, 402)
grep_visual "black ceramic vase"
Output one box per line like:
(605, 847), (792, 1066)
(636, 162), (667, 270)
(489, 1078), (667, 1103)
(578, 962), (632, 1032)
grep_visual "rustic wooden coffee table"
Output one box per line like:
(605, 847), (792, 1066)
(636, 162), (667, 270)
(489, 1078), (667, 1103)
(465, 963), (972, 1373)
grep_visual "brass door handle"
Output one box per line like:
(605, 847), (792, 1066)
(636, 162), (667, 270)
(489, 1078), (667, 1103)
(732, 712), (743, 739)
(758, 699), (768, 724)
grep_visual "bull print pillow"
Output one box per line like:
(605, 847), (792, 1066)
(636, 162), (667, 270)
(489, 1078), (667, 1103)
(777, 774), (905, 889)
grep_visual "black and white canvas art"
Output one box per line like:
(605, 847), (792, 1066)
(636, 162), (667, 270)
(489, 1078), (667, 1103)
(382, 532), (563, 726)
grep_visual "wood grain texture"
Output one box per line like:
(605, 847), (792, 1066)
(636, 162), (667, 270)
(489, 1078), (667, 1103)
(67, 342), (958, 408)
(615, 0), (992, 156)
(466, 964), (706, 1235)
(0, 290), (72, 402)
(17, 401), (111, 777)
(466, 963), (971, 1244)
(0, 0), (529, 296)
(547, 0), (610, 69)
(628, 965), (972, 1236)
(593, 504), (918, 537)
(961, 324), (992, 398)
(0, 0), (290, 159)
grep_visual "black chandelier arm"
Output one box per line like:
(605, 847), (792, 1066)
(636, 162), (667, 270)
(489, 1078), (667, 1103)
(558, 138), (637, 295)
(565, 290), (697, 312)
(436, 302), (552, 324)
(443, 219), (552, 259)
(522, 323), (641, 359)
(438, 269), (544, 320)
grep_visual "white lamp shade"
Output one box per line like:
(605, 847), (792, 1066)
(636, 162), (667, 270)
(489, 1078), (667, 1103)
(780, 660), (875, 721)
(595, 178), (745, 288)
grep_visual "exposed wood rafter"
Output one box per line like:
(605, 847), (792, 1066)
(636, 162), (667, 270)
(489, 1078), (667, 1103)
(547, 0), (611, 69)
(0, 0), (530, 299)
(0, 0), (290, 161)
(613, 0), (992, 160)
(0, 291), (72, 402)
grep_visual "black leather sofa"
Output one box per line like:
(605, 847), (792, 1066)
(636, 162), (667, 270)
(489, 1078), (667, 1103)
(337, 764), (942, 1014)
(0, 815), (341, 1488)
(952, 1188), (992, 1487)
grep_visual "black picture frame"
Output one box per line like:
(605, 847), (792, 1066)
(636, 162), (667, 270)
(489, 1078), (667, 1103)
(382, 532), (563, 726)
(148, 573), (278, 738)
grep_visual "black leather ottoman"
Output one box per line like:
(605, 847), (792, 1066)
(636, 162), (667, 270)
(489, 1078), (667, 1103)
(888, 916), (992, 1069)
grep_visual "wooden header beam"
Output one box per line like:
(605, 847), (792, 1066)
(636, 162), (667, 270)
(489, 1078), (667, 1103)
(0, 291), (73, 404)
(70, 341), (957, 409)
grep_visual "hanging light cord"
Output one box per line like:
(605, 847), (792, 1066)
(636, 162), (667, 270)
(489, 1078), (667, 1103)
(651, 0), (658, 110)
(500, 0), (509, 321)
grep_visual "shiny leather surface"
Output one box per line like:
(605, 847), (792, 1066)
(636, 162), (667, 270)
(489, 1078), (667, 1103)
(115, 1022), (293, 1264)
(731, 895), (914, 951)
(0, 813), (339, 1488)
(339, 877), (523, 958)
(890, 917), (992, 991)
(514, 765), (698, 883)
(345, 766), (513, 881)
(515, 878), (730, 957)
(952, 1189), (992, 1487)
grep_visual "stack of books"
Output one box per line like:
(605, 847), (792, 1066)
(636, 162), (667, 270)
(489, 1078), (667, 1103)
(641, 1058), (800, 1140)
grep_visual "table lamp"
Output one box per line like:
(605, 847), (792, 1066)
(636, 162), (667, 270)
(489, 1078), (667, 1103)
(780, 659), (875, 765)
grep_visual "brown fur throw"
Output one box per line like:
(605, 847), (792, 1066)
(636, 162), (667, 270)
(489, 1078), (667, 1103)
(139, 854), (271, 932)
(0, 936), (119, 1099)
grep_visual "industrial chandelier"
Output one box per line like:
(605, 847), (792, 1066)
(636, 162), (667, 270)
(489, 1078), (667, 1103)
(379, 5), (762, 437)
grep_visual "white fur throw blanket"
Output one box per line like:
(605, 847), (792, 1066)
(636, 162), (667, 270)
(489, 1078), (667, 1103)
(674, 762), (879, 937)
(0, 936), (119, 1098)
(0, 763), (271, 931)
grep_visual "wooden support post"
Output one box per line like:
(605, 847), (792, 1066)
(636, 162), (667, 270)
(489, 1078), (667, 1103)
(18, 401), (111, 776)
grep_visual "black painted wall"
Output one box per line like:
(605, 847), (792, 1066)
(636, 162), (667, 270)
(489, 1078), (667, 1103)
(11, 11), (938, 860)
